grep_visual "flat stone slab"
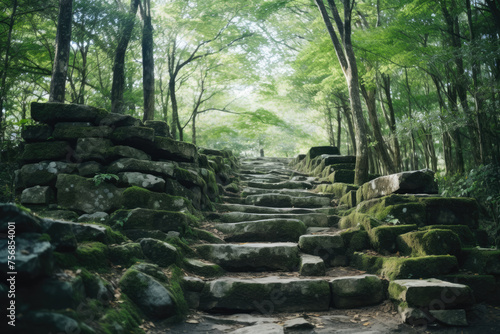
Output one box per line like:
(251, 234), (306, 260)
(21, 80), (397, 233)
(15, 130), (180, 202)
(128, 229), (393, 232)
(242, 187), (330, 198)
(229, 324), (284, 334)
(299, 254), (326, 276)
(215, 219), (307, 242)
(198, 276), (331, 313)
(357, 169), (438, 203)
(389, 279), (474, 309)
(283, 318), (314, 330)
(195, 243), (300, 271)
(330, 275), (385, 308)
(217, 203), (317, 215)
(247, 180), (313, 190)
(220, 212), (329, 227)
(245, 193), (331, 208)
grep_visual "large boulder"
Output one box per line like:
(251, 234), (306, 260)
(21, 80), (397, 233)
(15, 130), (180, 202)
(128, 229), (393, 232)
(55, 174), (123, 213)
(110, 126), (155, 148)
(357, 169), (438, 203)
(119, 268), (177, 319)
(118, 172), (165, 192)
(99, 112), (142, 127)
(397, 229), (462, 257)
(0, 203), (42, 233)
(31, 102), (108, 125)
(144, 120), (171, 137)
(0, 234), (54, 281)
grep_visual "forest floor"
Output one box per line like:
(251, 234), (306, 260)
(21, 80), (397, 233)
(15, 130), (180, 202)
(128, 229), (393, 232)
(143, 302), (500, 334)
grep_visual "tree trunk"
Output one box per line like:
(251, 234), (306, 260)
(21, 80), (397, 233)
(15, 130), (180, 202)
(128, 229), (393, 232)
(360, 84), (395, 174)
(49, 0), (73, 103)
(314, 0), (369, 185)
(169, 78), (179, 140)
(340, 102), (356, 155)
(111, 0), (140, 114)
(380, 74), (401, 170)
(336, 106), (341, 152)
(325, 105), (335, 146)
(142, 0), (155, 122)
(192, 111), (197, 145)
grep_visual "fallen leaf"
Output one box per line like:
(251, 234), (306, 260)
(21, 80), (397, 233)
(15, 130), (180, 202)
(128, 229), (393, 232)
(363, 322), (371, 326)
(186, 320), (199, 324)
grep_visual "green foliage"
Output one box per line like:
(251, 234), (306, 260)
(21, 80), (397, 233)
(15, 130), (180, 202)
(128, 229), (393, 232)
(437, 164), (500, 245)
(93, 173), (119, 186)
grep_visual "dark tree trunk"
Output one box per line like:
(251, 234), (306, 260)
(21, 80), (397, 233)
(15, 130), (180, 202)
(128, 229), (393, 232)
(111, 0), (140, 114)
(336, 106), (341, 152)
(142, 0), (155, 122)
(192, 111), (197, 145)
(169, 77), (179, 140)
(49, 0), (73, 103)
(380, 74), (401, 170)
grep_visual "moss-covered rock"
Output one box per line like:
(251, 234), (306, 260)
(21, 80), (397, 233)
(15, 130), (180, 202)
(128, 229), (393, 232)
(460, 248), (500, 274)
(31, 102), (108, 124)
(108, 158), (175, 179)
(397, 229), (462, 257)
(111, 126), (155, 147)
(352, 252), (458, 280)
(420, 225), (477, 247)
(109, 243), (144, 267)
(52, 123), (112, 140)
(183, 258), (224, 277)
(119, 268), (177, 319)
(299, 254), (326, 276)
(21, 124), (53, 142)
(21, 141), (70, 163)
(298, 234), (345, 265)
(121, 186), (200, 218)
(110, 208), (198, 234)
(369, 224), (418, 254)
(441, 274), (499, 304)
(140, 238), (179, 267)
(153, 136), (198, 162)
(56, 174), (123, 214)
(75, 242), (109, 271)
(339, 190), (357, 208)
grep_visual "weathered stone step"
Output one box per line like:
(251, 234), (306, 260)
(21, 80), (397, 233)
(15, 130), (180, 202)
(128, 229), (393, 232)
(183, 274), (386, 313)
(194, 243), (300, 271)
(214, 219), (307, 242)
(239, 174), (288, 183)
(221, 196), (246, 204)
(245, 193), (331, 208)
(219, 212), (330, 227)
(242, 187), (330, 198)
(188, 276), (331, 313)
(246, 180), (313, 190)
(217, 203), (319, 215)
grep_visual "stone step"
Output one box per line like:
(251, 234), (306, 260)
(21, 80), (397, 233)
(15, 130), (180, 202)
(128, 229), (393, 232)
(214, 219), (307, 242)
(245, 193), (331, 208)
(221, 196), (246, 204)
(194, 243), (300, 271)
(299, 254), (326, 276)
(242, 187), (330, 198)
(239, 174), (288, 183)
(246, 180), (313, 190)
(219, 212), (330, 227)
(186, 276), (331, 313)
(183, 273), (386, 313)
(217, 203), (319, 215)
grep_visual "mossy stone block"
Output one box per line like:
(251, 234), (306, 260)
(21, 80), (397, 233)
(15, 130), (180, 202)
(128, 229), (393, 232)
(31, 102), (109, 124)
(22, 124), (52, 142)
(397, 229), (462, 257)
(369, 224), (417, 253)
(460, 248), (500, 274)
(441, 274), (498, 304)
(183, 258), (224, 277)
(381, 255), (458, 280)
(110, 208), (197, 233)
(420, 225), (476, 247)
(109, 243), (144, 266)
(22, 141), (70, 163)
(153, 136), (198, 162)
(330, 274), (385, 308)
(140, 238), (179, 267)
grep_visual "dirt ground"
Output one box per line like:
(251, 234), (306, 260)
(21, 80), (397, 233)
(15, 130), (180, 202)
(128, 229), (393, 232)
(143, 301), (500, 334)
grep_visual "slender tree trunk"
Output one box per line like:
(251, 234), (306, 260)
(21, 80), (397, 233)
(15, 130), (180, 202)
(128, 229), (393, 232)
(192, 111), (197, 145)
(169, 78), (179, 140)
(142, 0), (155, 121)
(325, 105), (335, 146)
(315, 0), (369, 185)
(360, 85), (395, 174)
(341, 102), (356, 155)
(49, 0), (73, 103)
(111, 0), (140, 114)
(380, 74), (401, 170)
(336, 106), (341, 152)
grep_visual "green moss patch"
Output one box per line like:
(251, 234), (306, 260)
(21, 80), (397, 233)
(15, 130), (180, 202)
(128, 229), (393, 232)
(75, 242), (109, 271)
(420, 225), (477, 247)
(459, 248), (500, 274)
(369, 224), (417, 253)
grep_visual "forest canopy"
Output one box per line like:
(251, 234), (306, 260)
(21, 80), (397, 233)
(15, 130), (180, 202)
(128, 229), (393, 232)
(1, 0), (499, 173)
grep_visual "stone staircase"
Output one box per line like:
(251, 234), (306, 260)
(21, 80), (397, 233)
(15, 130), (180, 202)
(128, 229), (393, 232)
(183, 157), (387, 316)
